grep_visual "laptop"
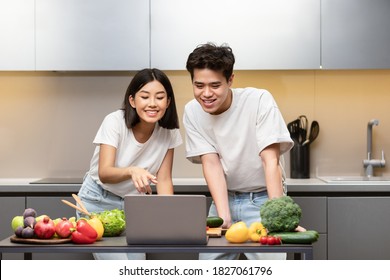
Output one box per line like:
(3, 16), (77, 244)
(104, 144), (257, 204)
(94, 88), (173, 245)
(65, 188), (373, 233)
(124, 194), (208, 245)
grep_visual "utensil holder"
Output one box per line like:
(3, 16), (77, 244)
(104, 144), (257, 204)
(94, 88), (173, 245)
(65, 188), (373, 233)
(290, 144), (310, 178)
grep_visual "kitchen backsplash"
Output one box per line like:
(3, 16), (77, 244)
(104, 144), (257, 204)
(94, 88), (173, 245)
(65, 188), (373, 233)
(1, 70), (390, 179)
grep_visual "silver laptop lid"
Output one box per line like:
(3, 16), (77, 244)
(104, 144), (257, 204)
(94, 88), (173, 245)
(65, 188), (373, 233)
(124, 194), (208, 245)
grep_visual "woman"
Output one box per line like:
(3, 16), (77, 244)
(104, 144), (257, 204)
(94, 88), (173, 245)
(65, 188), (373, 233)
(77, 68), (182, 260)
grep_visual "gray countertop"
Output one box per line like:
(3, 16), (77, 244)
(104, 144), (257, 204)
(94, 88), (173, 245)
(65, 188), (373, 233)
(1, 177), (390, 194)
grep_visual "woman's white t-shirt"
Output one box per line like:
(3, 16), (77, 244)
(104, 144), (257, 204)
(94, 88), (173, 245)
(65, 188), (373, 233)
(88, 110), (182, 197)
(183, 88), (293, 192)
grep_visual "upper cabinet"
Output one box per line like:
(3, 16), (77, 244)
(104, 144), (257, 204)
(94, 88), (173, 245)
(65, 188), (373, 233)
(2, 0), (390, 71)
(35, 0), (150, 70)
(0, 0), (35, 70)
(321, 0), (390, 69)
(150, 0), (321, 70)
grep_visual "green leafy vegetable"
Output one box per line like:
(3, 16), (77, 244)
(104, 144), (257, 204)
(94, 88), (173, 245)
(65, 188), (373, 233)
(260, 196), (302, 233)
(93, 209), (126, 237)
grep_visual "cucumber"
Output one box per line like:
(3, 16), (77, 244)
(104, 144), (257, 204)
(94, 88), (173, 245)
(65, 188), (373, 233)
(269, 230), (319, 244)
(206, 216), (224, 228)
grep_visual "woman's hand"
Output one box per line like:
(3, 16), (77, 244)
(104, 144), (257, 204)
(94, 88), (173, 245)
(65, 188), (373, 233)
(128, 166), (158, 194)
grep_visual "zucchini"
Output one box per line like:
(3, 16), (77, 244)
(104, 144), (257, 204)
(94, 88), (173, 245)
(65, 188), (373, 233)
(206, 216), (224, 228)
(269, 230), (319, 244)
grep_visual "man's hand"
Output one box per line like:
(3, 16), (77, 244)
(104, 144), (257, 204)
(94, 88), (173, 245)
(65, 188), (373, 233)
(295, 225), (307, 232)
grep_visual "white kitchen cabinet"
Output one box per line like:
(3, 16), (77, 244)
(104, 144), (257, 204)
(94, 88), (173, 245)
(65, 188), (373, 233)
(321, 0), (390, 69)
(0, 0), (35, 70)
(35, 0), (150, 70)
(151, 0), (320, 70)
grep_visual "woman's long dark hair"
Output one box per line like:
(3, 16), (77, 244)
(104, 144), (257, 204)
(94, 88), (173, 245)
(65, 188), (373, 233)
(122, 68), (179, 129)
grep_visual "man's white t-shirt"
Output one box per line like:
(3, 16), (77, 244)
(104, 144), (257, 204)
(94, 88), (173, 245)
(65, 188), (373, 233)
(88, 110), (182, 197)
(183, 88), (293, 192)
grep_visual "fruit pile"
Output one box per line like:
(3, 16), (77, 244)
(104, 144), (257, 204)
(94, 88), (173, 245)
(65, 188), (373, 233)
(11, 208), (104, 244)
(12, 208), (38, 239)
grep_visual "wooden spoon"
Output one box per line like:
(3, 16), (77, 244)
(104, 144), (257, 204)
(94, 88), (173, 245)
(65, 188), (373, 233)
(72, 194), (90, 215)
(61, 199), (91, 217)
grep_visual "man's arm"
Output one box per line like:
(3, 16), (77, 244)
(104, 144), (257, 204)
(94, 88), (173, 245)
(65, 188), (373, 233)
(259, 143), (284, 199)
(260, 144), (306, 232)
(201, 153), (232, 228)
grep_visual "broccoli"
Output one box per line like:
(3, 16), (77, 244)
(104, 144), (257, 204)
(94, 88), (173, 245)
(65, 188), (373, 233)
(260, 196), (302, 232)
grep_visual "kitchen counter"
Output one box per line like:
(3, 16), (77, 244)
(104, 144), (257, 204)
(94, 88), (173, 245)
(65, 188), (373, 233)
(1, 177), (390, 260)
(1, 177), (390, 195)
(0, 235), (313, 260)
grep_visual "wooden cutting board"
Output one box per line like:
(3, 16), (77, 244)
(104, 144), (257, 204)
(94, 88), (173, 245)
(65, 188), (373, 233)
(207, 227), (227, 238)
(10, 235), (72, 244)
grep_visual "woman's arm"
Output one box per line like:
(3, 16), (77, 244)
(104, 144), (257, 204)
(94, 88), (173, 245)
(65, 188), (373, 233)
(98, 144), (157, 194)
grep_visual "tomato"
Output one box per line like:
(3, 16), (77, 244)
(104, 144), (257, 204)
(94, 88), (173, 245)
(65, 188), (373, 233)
(274, 236), (282, 245)
(259, 236), (268, 245)
(267, 236), (276, 245)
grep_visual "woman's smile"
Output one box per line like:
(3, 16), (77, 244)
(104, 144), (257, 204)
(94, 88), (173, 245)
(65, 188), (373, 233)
(130, 80), (170, 123)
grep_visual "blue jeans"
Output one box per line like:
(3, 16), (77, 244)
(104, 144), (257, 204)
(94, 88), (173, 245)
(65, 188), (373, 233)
(199, 191), (286, 260)
(77, 174), (145, 260)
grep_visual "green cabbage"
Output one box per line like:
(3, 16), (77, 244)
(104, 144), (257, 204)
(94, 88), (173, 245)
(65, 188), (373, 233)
(93, 209), (126, 237)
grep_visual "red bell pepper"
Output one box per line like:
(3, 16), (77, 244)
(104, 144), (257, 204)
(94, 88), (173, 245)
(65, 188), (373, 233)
(71, 219), (98, 244)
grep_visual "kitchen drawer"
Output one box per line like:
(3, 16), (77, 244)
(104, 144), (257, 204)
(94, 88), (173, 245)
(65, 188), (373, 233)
(0, 197), (25, 260)
(291, 196), (327, 233)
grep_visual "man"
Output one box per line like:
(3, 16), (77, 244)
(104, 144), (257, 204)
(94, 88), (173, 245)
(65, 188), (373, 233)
(183, 43), (294, 260)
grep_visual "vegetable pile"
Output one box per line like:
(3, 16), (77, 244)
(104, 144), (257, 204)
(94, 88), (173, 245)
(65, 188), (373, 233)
(92, 209), (126, 237)
(224, 196), (319, 245)
(260, 195), (302, 233)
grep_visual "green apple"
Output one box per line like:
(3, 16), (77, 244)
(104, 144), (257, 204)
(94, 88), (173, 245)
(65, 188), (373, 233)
(53, 217), (62, 226)
(35, 214), (49, 222)
(11, 215), (24, 231)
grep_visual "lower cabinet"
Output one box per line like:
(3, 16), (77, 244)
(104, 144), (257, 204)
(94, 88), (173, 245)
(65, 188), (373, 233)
(328, 197), (390, 260)
(0, 197), (25, 260)
(289, 196), (327, 260)
(7, 193), (389, 260)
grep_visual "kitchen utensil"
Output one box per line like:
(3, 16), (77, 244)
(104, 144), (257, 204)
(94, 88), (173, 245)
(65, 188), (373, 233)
(298, 115), (308, 144)
(207, 227), (228, 238)
(287, 119), (301, 144)
(72, 194), (89, 215)
(303, 120), (319, 145)
(61, 199), (91, 217)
